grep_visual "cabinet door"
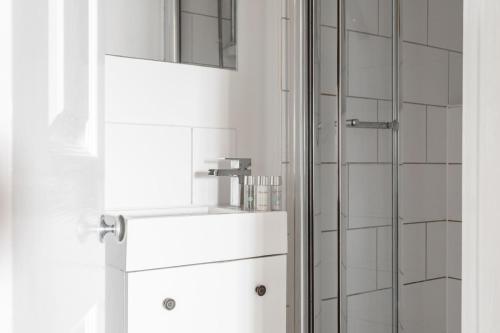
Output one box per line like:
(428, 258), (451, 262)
(127, 255), (286, 333)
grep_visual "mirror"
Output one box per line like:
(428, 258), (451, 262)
(105, 0), (237, 69)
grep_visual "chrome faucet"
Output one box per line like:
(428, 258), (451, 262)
(208, 158), (252, 208)
(208, 158), (251, 181)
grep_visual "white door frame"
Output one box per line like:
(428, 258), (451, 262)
(463, 1), (500, 332)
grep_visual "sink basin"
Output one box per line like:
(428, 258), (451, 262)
(105, 207), (287, 272)
(107, 206), (245, 218)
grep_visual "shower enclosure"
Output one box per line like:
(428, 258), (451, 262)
(305, 0), (463, 332)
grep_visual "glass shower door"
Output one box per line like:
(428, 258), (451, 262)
(314, 0), (398, 332)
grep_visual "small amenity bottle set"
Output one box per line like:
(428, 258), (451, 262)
(242, 176), (282, 211)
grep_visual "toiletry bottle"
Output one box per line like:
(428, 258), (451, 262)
(243, 176), (255, 211)
(271, 176), (282, 211)
(256, 176), (271, 211)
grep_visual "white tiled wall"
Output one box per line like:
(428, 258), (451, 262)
(400, 0), (463, 330)
(348, 289), (393, 333)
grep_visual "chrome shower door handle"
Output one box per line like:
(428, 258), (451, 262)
(346, 119), (399, 130)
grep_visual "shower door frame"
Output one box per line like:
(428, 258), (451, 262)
(303, 0), (401, 332)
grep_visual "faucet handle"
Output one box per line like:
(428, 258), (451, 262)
(224, 158), (251, 170)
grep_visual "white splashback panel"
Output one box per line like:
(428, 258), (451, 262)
(105, 123), (192, 210)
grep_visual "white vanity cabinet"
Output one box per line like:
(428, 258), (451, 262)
(105, 209), (287, 333)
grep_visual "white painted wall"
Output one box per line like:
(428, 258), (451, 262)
(105, 0), (283, 211)
(463, 1), (500, 332)
(0, 0), (13, 332)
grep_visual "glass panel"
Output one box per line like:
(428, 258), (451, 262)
(314, 0), (396, 332)
(340, 0), (396, 332)
(314, 0), (339, 332)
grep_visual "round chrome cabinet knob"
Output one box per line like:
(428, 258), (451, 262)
(255, 285), (267, 297)
(163, 298), (176, 311)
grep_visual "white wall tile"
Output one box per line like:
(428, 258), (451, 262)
(447, 106), (462, 164)
(427, 221), (447, 279)
(400, 164), (447, 223)
(320, 231), (338, 299)
(192, 128), (236, 206)
(320, 164), (338, 231)
(401, 223), (426, 283)
(428, 0), (463, 52)
(314, 265), (321, 317)
(377, 226), (393, 289)
(320, 95), (338, 163)
(105, 124), (192, 210)
(346, 0), (378, 35)
(347, 290), (393, 333)
(281, 91), (290, 162)
(447, 165), (462, 222)
(400, 103), (427, 163)
(348, 32), (392, 100)
(447, 278), (461, 333)
(447, 222), (462, 279)
(378, 0), (393, 37)
(378, 101), (393, 163)
(449, 52), (463, 105)
(401, 279), (447, 333)
(401, 0), (428, 44)
(314, 215), (322, 266)
(349, 164), (392, 228)
(402, 42), (449, 106)
(347, 228), (377, 295)
(281, 163), (288, 211)
(321, 298), (338, 333)
(345, 98), (378, 163)
(315, 164), (322, 215)
(281, 18), (290, 91)
(320, 26), (338, 95)
(321, 0), (338, 27)
(427, 106), (448, 163)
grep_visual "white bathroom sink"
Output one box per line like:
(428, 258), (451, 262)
(107, 206), (245, 218)
(105, 208), (287, 272)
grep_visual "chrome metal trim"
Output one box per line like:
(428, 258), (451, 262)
(217, 0), (224, 67)
(164, 0), (180, 63)
(291, 1), (311, 332)
(346, 119), (399, 129)
(392, 0), (401, 332)
(307, 0), (318, 332)
(230, 0), (237, 44)
(337, 0), (346, 331)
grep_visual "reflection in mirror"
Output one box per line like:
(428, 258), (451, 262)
(105, 0), (237, 69)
